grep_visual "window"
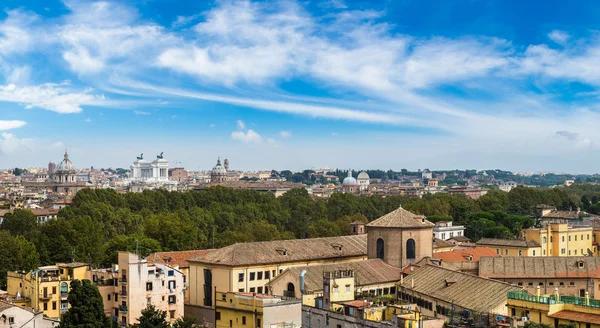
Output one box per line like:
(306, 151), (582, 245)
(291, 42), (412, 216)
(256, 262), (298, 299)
(257, 319), (261, 327)
(257, 272), (263, 280)
(561, 248), (566, 255)
(8, 317), (14, 324)
(108, 294), (111, 301)
(569, 236), (571, 242)
(346, 285), (351, 292)
(52, 301), (57, 310)
(265, 271), (270, 280)
(250, 287), (255, 293)
(406, 238), (416, 260)
(242, 316), (247, 325)
(496, 248), (499, 255)
(528, 282), (533, 286)
(147, 298), (151, 305)
(168, 270), (174, 277)
(518, 250), (522, 256)
(505, 249), (508, 255)
(239, 273), (244, 282)
(258, 287), (263, 294)
(543, 250), (546, 255)
(569, 250), (571, 255)
(570, 282), (575, 286)
(43, 302), (48, 311)
(559, 282), (565, 286)
(265, 287), (269, 294)
(169, 310), (175, 319)
(562, 236), (565, 242)
(539, 282), (544, 286)
(518, 282), (523, 286)
(384, 287), (389, 294)
(543, 237), (547, 244)
(550, 236), (553, 242)
(146, 282), (153, 291)
(579, 261), (585, 268)
(441, 233), (446, 239)
(575, 235), (577, 241)
(549, 282), (554, 286)
(390, 286), (396, 295)
(532, 250), (535, 256)
(272, 270), (276, 277)
(279, 269), (283, 274)
(238, 288), (244, 292)
(575, 250), (578, 255)
(52, 286), (57, 294)
(588, 234), (590, 240)
(216, 312), (221, 321)
(582, 234), (584, 240)
(376, 238), (385, 260)
(250, 272), (255, 281)
(450, 232), (454, 238)
(168, 295), (176, 304)
(333, 286), (339, 293)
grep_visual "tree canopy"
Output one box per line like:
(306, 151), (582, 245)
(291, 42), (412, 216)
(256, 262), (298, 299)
(59, 279), (112, 328)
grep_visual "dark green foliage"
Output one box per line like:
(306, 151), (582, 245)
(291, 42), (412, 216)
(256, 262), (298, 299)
(59, 279), (112, 328)
(131, 305), (170, 328)
(173, 316), (197, 328)
(0, 230), (40, 289)
(524, 321), (552, 328)
(0, 184), (587, 267)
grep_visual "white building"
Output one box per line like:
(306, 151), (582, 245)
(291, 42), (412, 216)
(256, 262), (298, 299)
(357, 171), (370, 191)
(433, 221), (465, 240)
(128, 153), (177, 192)
(421, 169), (433, 180)
(0, 300), (58, 328)
(498, 181), (518, 192)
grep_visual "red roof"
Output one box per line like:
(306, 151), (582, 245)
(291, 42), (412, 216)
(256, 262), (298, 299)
(548, 311), (600, 325)
(342, 300), (371, 308)
(433, 247), (499, 263)
(146, 250), (213, 268)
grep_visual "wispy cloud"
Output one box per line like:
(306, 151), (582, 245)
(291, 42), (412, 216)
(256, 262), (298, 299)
(280, 130), (291, 138)
(0, 120), (26, 130)
(0, 83), (105, 114)
(548, 30), (570, 45)
(236, 120), (245, 129)
(133, 110), (150, 115)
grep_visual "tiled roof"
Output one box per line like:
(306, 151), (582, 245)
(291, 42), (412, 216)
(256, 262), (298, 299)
(447, 236), (472, 242)
(274, 259), (402, 293)
(146, 250), (214, 268)
(367, 207), (434, 228)
(433, 238), (454, 248)
(542, 210), (579, 219)
(476, 238), (540, 248)
(548, 311), (600, 325)
(57, 262), (88, 268)
(400, 265), (521, 313)
(189, 234), (367, 266)
(433, 247), (499, 263)
(479, 256), (600, 279)
(0, 300), (14, 312)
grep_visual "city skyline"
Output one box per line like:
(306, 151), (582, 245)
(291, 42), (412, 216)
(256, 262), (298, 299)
(2, 0), (600, 172)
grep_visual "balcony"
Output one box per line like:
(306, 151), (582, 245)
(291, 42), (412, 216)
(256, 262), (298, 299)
(507, 291), (600, 308)
(39, 293), (52, 301)
(119, 305), (128, 313)
(120, 277), (127, 285)
(120, 290), (128, 297)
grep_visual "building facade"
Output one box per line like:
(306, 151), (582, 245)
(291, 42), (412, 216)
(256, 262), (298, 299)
(432, 221), (465, 240)
(6, 263), (90, 319)
(525, 222), (594, 256)
(215, 292), (301, 328)
(0, 301), (58, 328)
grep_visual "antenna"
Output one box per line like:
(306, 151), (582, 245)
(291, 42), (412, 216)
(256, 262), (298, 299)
(71, 247), (76, 263)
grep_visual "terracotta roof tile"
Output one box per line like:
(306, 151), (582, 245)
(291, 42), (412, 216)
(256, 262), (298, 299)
(548, 311), (600, 325)
(401, 265), (521, 313)
(433, 238), (454, 248)
(434, 247), (499, 263)
(146, 250), (214, 268)
(189, 234), (367, 266)
(367, 207), (434, 228)
(479, 256), (600, 279)
(476, 238), (540, 248)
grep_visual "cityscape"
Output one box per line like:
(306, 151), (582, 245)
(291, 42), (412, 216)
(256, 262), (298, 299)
(3, 0), (600, 328)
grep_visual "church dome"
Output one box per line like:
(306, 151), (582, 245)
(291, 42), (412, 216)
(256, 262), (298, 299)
(357, 171), (370, 180)
(342, 170), (357, 185)
(57, 151), (76, 171)
(211, 158), (227, 175)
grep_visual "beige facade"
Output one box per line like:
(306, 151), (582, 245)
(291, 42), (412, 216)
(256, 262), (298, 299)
(94, 252), (185, 327)
(215, 291), (301, 328)
(0, 301), (58, 328)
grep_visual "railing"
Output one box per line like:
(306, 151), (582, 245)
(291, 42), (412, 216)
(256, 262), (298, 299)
(120, 277), (127, 284)
(120, 290), (128, 296)
(40, 293), (52, 300)
(507, 291), (600, 308)
(119, 305), (128, 313)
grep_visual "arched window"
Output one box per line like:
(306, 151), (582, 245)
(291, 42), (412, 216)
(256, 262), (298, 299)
(287, 283), (295, 292)
(406, 239), (416, 260)
(543, 236), (547, 244)
(376, 238), (385, 260)
(60, 282), (68, 295)
(285, 283), (295, 297)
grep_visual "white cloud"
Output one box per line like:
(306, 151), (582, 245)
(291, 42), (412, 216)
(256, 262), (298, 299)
(0, 83), (105, 114)
(0, 132), (36, 154)
(231, 129), (263, 143)
(133, 110), (150, 115)
(84, 117), (92, 123)
(236, 120), (246, 129)
(172, 14), (201, 28)
(0, 120), (26, 130)
(280, 130), (291, 138)
(319, 0), (348, 9)
(548, 30), (570, 45)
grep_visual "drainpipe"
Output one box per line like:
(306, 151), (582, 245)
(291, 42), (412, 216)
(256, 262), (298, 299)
(299, 270), (307, 298)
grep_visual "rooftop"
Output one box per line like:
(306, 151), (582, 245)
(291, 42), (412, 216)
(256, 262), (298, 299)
(476, 238), (541, 248)
(433, 238), (454, 249)
(146, 249), (214, 268)
(273, 259), (402, 293)
(57, 262), (88, 268)
(433, 247), (499, 263)
(189, 234), (367, 266)
(479, 256), (600, 279)
(367, 207), (433, 229)
(548, 311), (600, 325)
(400, 265), (521, 313)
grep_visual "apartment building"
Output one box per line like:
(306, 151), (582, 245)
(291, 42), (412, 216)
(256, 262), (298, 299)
(6, 262), (90, 319)
(526, 222), (594, 256)
(0, 300), (58, 328)
(93, 252), (185, 327)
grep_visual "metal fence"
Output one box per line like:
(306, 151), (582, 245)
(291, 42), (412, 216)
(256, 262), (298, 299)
(507, 291), (600, 308)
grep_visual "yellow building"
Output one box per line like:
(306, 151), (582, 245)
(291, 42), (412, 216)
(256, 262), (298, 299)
(6, 262), (90, 319)
(526, 223), (594, 256)
(507, 289), (600, 327)
(215, 291), (301, 328)
(475, 238), (541, 256)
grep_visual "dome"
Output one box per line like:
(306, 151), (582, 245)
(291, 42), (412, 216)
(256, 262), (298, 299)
(211, 158), (227, 175)
(357, 171), (370, 180)
(57, 151), (76, 171)
(342, 170), (357, 185)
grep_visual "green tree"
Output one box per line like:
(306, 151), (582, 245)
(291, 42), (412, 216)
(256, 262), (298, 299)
(59, 279), (112, 328)
(1, 209), (38, 238)
(132, 305), (170, 328)
(173, 316), (197, 328)
(0, 231), (40, 289)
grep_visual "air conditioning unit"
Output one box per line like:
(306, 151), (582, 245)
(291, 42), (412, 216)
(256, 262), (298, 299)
(521, 317), (528, 322)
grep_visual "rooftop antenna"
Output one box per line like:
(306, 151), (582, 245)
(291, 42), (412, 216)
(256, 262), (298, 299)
(71, 247), (76, 263)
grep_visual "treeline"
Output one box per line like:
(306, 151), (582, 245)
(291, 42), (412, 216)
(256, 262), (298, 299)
(0, 185), (580, 288)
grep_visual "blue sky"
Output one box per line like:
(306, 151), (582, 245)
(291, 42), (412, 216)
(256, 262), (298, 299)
(1, 0), (600, 172)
